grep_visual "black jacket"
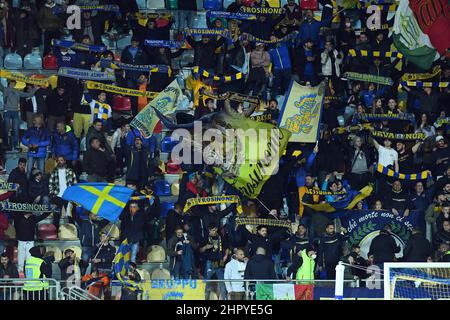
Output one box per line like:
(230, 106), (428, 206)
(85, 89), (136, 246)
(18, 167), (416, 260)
(286, 253), (304, 279)
(0, 261), (19, 278)
(384, 189), (414, 212)
(120, 46), (149, 80)
(58, 257), (87, 281)
(83, 148), (112, 178)
(186, 36), (226, 70)
(369, 230), (400, 264)
(13, 212), (52, 241)
(8, 167), (29, 202)
(28, 178), (49, 201)
(244, 254), (276, 280)
(318, 232), (348, 266)
(120, 210), (147, 243)
(125, 147), (155, 187)
(73, 213), (109, 247)
(95, 243), (116, 271)
(165, 209), (185, 241)
(240, 225), (287, 258)
(193, 205), (235, 241)
(45, 90), (71, 117)
(281, 233), (311, 256)
(403, 233), (432, 262)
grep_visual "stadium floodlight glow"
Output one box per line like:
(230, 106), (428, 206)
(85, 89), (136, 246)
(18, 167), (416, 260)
(384, 263), (450, 300)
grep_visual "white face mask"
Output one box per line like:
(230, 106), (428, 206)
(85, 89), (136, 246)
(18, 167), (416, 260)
(311, 254), (317, 260)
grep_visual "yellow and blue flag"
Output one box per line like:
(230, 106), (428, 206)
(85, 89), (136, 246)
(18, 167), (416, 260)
(113, 239), (142, 292)
(302, 185), (373, 214)
(62, 183), (134, 222)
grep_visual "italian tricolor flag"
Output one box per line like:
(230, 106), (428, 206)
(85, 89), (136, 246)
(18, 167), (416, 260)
(256, 284), (314, 300)
(392, 0), (450, 70)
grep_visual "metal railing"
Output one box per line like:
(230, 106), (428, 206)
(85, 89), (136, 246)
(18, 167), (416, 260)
(0, 278), (61, 301)
(62, 286), (101, 301)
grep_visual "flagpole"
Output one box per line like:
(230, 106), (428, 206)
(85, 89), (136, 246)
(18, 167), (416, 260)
(91, 222), (116, 263)
(255, 197), (272, 213)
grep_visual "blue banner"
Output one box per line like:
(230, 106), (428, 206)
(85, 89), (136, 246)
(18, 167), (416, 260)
(339, 210), (420, 259)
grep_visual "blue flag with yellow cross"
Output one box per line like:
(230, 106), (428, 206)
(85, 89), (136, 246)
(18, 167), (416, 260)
(62, 183), (134, 222)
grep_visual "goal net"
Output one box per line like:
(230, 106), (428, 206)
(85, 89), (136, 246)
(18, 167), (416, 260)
(384, 263), (450, 300)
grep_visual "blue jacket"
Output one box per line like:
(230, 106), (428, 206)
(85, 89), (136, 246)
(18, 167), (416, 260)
(21, 127), (51, 158)
(295, 151), (317, 187)
(125, 129), (158, 154)
(54, 48), (78, 68)
(269, 43), (292, 71)
(52, 127), (79, 161)
(297, 6), (333, 46)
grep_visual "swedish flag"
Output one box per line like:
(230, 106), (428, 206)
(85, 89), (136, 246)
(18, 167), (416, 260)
(113, 239), (142, 292)
(62, 183), (134, 222)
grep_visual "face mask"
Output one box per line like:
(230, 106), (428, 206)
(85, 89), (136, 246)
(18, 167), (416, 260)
(311, 254), (317, 260)
(345, 22), (351, 28)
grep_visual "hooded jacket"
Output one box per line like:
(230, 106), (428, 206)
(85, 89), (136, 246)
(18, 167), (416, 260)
(403, 232), (432, 262)
(14, 212), (52, 241)
(369, 230), (400, 264)
(244, 254), (276, 280)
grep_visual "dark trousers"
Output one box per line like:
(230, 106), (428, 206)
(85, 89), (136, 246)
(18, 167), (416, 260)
(23, 289), (48, 300)
(347, 172), (373, 190)
(50, 196), (72, 229)
(272, 69), (292, 97)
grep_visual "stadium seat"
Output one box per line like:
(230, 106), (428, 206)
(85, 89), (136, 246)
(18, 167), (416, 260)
(43, 54), (58, 70)
(151, 268), (170, 280)
(116, 34), (132, 51)
(136, 0), (147, 9)
(154, 180), (171, 196)
(64, 245), (82, 260)
(204, 0), (223, 10)
(147, 245), (166, 263)
(58, 223), (79, 240)
(101, 223), (120, 240)
(4, 53), (23, 70)
(38, 223), (58, 240)
(161, 136), (178, 153)
(112, 95), (132, 112)
(170, 182), (179, 196)
(45, 245), (63, 263)
(164, 173), (180, 184)
(160, 202), (175, 218)
(137, 268), (151, 281)
(165, 0), (177, 9)
(23, 49), (43, 69)
(147, 0), (165, 9)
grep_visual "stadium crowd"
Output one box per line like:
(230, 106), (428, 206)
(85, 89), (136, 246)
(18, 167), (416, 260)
(0, 0), (449, 300)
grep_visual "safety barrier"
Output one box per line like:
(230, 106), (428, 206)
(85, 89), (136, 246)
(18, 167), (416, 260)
(0, 278), (61, 300)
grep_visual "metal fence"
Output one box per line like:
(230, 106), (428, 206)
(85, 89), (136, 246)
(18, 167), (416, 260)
(0, 278), (61, 301)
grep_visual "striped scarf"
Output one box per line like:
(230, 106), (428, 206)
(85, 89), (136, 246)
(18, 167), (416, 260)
(192, 67), (243, 83)
(348, 49), (403, 59)
(235, 217), (291, 228)
(375, 164), (431, 180)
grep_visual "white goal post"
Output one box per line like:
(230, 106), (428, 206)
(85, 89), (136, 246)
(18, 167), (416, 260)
(384, 262), (450, 300)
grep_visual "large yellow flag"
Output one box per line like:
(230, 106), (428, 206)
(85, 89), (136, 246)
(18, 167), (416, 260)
(278, 81), (325, 143)
(212, 113), (291, 199)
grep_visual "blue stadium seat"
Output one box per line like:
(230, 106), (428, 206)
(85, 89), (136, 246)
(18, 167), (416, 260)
(23, 50), (43, 70)
(154, 179), (171, 196)
(161, 136), (178, 153)
(4, 53), (23, 70)
(204, 0), (223, 10)
(160, 201), (175, 218)
(136, 0), (147, 9)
